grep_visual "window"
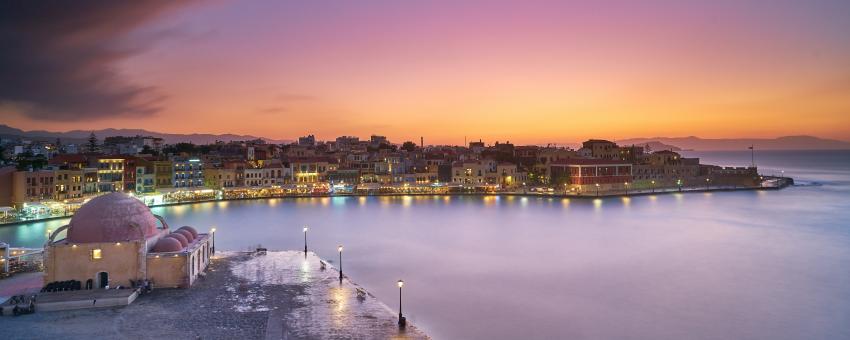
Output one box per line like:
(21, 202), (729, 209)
(91, 249), (102, 260)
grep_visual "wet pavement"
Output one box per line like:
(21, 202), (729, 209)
(1, 251), (429, 340)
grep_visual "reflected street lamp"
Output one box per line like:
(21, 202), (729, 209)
(338, 245), (343, 283)
(397, 279), (407, 327)
(303, 226), (308, 257)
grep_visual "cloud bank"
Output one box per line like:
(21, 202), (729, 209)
(0, 1), (193, 121)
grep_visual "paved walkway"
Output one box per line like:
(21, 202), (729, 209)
(1, 252), (428, 340)
(229, 251), (428, 339)
(0, 272), (42, 303)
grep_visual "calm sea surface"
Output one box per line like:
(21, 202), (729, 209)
(2, 150), (849, 339)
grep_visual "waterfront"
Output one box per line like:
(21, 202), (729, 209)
(2, 150), (849, 339)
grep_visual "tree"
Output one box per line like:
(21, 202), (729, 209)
(163, 142), (197, 155)
(86, 132), (99, 153)
(401, 141), (417, 152)
(141, 145), (158, 156)
(15, 151), (47, 171)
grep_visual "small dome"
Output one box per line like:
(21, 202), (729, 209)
(167, 233), (188, 247)
(152, 237), (183, 252)
(175, 229), (194, 243)
(68, 192), (160, 243)
(177, 226), (198, 238)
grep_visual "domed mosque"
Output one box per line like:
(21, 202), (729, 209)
(44, 192), (215, 289)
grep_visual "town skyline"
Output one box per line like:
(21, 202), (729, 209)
(3, 1), (850, 143)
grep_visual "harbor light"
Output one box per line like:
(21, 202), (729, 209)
(338, 245), (343, 283)
(303, 226), (309, 257)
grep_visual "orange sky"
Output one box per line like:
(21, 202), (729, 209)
(3, 1), (849, 144)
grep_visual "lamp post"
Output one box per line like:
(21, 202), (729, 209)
(338, 245), (343, 283)
(624, 182), (629, 195)
(651, 180), (656, 193)
(210, 227), (216, 253)
(303, 226), (308, 257)
(705, 178), (710, 190)
(595, 183), (600, 197)
(676, 179), (682, 192)
(397, 279), (406, 327)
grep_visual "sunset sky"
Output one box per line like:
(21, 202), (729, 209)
(2, 0), (850, 144)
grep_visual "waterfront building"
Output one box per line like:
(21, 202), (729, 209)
(11, 169), (56, 208)
(495, 162), (519, 187)
(549, 159), (633, 193)
(172, 157), (204, 188)
(289, 157), (338, 183)
(204, 167), (238, 189)
(243, 167), (264, 187)
(96, 157), (125, 192)
(153, 160), (173, 189)
(452, 160), (488, 185)
(54, 169), (84, 201)
(82, 168), (98, 195)
(134, 160), (156, 194)
(44, 192), (212, 288)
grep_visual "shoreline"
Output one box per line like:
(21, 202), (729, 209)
(0, 177), (793, 227)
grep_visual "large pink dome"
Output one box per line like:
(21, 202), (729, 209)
(67, 192), (161, 243)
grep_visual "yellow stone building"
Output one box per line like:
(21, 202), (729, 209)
(44, 192), (213, 289)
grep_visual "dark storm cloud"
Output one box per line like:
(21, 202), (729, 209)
(0, 1), (193, 121)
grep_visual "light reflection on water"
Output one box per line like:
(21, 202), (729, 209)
(1, 151), (849, 339)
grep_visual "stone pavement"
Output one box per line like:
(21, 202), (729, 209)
(0, 272), (42, 303)
(1, 251), (429, 340)
(229, 251), (428, 339)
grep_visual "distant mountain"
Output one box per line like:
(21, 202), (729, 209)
(619, 141), (682, 152)
(0, 124), (290, 145)
(617, 135), (850, 151)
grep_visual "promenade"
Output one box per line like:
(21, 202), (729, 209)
(0, 176), (793, 227)
(2, 251), (428, 340)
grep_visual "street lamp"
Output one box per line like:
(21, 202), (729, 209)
(651, 180), (656, 193)
(303, 226), (308, 257)
(595, 183), (600, 197)
(705, 178), (710, 190)
(624, 182), (629, 195)
(338, 245), (343, 283)
(397, 279), (407, 327)
(210, 227), (217, 253)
